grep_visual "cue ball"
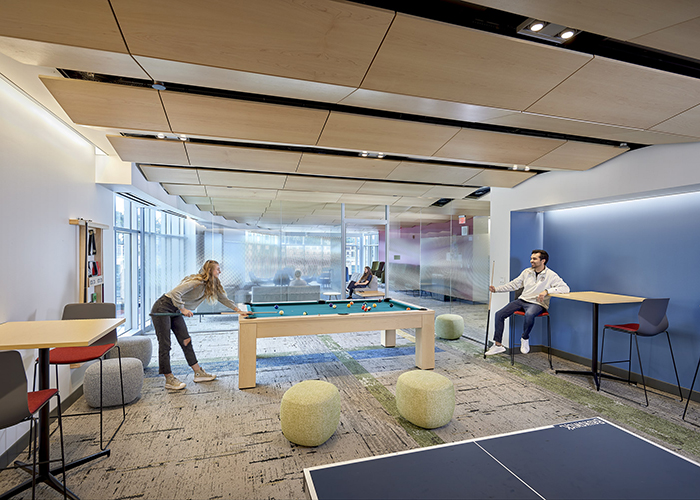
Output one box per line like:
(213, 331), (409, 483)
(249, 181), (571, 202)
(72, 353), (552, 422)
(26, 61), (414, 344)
(303, 312), (307, 315)
(279, 311), (284, 315)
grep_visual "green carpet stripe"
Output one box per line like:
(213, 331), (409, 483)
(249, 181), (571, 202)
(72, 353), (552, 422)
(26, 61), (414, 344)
(449, 339), (700, 458)
(318, 335), (444, 448)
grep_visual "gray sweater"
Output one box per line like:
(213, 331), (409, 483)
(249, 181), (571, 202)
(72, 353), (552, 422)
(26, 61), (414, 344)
(165, 278), (238, 311)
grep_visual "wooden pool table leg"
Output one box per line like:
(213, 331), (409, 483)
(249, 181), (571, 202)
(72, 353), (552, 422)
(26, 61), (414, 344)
(381, 329), (396, 347)
(415, 314), (435, 370)
(238, 323), (258, 389)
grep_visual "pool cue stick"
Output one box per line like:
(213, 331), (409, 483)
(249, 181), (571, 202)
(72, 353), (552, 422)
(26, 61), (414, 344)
(483, 261), (496, 358)
(84, 221), (90, 303)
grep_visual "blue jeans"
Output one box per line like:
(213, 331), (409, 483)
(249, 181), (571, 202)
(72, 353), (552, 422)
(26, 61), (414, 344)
(493, 299), (545, 343)
(151, 295), (198, 374)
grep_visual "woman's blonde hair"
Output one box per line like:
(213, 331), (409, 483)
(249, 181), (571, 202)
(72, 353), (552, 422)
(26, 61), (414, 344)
(181, 259), (224, 304)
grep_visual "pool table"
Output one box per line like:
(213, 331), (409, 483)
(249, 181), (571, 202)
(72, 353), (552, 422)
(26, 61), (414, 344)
(238, 298), (435, 389)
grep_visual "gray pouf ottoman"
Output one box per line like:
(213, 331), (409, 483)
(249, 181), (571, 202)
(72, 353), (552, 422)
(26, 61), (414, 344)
(105, 336), (153, 369)
(280, 380), (341, 447)
(435, 314), (464, 340)
(396, 370), (455, 429)
(84, 357), (143, 408)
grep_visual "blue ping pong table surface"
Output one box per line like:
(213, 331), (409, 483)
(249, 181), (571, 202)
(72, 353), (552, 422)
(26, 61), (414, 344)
(304, 418), (700, 500)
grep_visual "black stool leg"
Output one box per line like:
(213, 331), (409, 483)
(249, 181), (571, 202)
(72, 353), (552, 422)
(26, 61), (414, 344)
(683, 356), (700, 420)
(665, 331), (683, 402)
(547, 315), (552, 370)
(633, 334), (649, 407)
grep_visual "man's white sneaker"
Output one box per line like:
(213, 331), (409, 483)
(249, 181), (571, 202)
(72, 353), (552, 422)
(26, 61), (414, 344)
(485, 344), (506, 356)
(194, 368), (217, 383)
(164, 374), (186, 390)
(520, 338), (530, 354)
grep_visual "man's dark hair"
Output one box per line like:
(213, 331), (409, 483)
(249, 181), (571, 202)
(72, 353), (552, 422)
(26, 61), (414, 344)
(532, 249), (549, 265)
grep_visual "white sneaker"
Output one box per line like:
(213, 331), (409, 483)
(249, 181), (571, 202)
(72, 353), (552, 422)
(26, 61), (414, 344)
(520, 338), (530, 354)
(194, 368), (217, 383)
(485, 344), (506, 356)
(164, 374), (186, 390)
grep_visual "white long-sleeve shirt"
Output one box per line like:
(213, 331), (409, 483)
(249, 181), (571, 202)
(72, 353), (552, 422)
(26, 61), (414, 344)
(493, 267), (569, 309)
(165, 278), (237, 311)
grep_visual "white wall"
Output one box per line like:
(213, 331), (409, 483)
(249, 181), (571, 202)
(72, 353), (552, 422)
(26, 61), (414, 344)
(0, 75), (114, 456)
(489, 141), (700, 344)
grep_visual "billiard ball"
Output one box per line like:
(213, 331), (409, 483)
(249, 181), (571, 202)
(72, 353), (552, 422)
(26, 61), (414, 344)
(347, 303), (351, 308)
(372, 304), (377, 308)
(389, 303), (394, 307)
(329, 303), (334, 308)
(332, 304), (337, 309)
(279, 310), (284, 315)
(274, 305), (279, 309)
(406, 307), (410, 310)
(303, 311), (307, 315)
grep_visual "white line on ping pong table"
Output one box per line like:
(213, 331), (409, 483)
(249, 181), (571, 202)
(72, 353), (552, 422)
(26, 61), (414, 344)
(474, 442), (546, 500)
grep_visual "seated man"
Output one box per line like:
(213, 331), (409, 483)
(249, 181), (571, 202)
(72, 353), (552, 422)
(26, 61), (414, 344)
(485, 249), (569, 356)
(289, 270), (307, 286)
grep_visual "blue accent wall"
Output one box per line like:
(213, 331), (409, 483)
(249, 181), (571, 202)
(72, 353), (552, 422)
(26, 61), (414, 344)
(510, 192), (700, 389)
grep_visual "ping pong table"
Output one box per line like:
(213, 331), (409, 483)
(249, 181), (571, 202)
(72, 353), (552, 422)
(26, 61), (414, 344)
(304, 418), (700, 499)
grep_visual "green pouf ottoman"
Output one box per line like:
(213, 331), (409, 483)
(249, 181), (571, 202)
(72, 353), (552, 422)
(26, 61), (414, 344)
(396, 371), (455, 429)
(435, 314), (464, 340)
(280, 380), (341, 447)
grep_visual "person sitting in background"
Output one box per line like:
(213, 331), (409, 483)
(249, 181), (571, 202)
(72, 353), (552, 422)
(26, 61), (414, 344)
(290, 270), (307, 286)
(347, 266), (373, 298)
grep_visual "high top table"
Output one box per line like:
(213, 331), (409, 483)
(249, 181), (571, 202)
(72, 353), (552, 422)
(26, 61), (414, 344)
(550, 291), (645, 390)
(0, 317), (124, 500)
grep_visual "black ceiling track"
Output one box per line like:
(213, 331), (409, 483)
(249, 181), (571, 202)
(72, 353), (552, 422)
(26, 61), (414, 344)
(59, 69), (641, 150)
(349, 0), (700, 79)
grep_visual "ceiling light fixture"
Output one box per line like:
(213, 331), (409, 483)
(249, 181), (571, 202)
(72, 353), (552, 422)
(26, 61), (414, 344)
(152, 82), (167, 91)
(360, 151), (369, 157)
(377, 152), (385, 158)
(178, 135), (187, 141)
(517, 18), (579, 44)
(156, 133), (165, 139)
(512, 165), (518, 170)
(524, 166), (531, 171)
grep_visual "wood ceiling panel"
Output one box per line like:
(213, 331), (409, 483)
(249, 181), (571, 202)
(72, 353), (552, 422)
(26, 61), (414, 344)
(449, 199), (491, 210)
(420, 186), (477, 198)
(339, 88), (517, 123)
(40, 77), (170, 131)
(466, 169), (535, 188)
(361, 13), (591, 111)
(161, 92), (328, 145)
(529, 142), (629, 171)
(0, 37), (147, 78)
(387, 161), (483, 184)
(140, 165), (199, 184)
(297, 154), (400, 179)
(205, 186), (278, 200)
(357, 181), (431, 197)
(134, 56), (355, 104)
(630, 18), (700, 62)
(483, 112), (699, 145)
(317, 112), (459, 157)
(186, 143), (301, 173)
(283, 176), (365, 194)
(275, 191), (343, 203)
(651, 104), (700, 138)
(181, 196), (211, 204)
(391, 197), (439, 208)
(210, 199), (271, 210)
(112, 0), (394, 87)
(436, 128), (564, 165)
(466, 0), (700, 41)
(108, 136), (189, 165)
(527, 57), (700, 130)
(0, 0), (128, 52)
(198, 170), (287, 189)
(161, 184), (207, 196)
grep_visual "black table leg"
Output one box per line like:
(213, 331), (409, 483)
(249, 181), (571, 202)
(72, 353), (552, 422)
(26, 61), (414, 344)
(556, 303), (602, 389)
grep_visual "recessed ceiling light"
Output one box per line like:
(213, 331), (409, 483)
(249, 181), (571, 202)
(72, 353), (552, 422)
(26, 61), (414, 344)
(377, 152), (385, 158)
(559, 29), (576, 40)
(512, 165), (518, 170)
(179, 135), (187, 141)
(524, 166), (530, 171)
(360, 151), (369, 157)
(156, 133), (165, 139)
(530, 21), (545, 32)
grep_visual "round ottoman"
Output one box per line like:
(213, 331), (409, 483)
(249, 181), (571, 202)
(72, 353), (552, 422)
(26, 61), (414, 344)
(84, 358), (143, 408)
(105, 336), (153, 369)
(280, 380), (341, 447)
(435, 314), (464, 340)
(396, 371), (455, 429)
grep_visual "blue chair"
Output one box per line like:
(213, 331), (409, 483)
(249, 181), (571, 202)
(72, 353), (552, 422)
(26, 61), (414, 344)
(599, 298), (682, 406)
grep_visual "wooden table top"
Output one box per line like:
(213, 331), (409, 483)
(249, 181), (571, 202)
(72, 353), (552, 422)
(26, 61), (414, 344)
(550, 291), (646, 305)
(0, 318), (125, 350)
